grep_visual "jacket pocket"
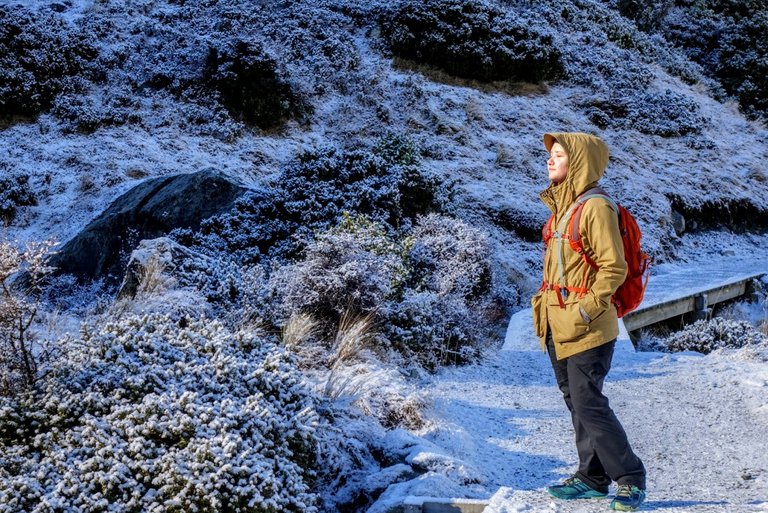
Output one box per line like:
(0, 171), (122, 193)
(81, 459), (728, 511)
(547, 295), (589, 343)
(531, 292), (546, 338)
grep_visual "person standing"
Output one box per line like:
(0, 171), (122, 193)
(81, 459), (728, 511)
(530, 132), (646, 511)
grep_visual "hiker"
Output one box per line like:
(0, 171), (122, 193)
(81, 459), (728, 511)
(531, 132), (647, 512)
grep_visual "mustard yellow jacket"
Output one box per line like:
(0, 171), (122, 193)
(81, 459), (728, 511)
(531, 132), (627, 360)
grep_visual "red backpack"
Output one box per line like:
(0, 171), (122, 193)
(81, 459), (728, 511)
(542, 187), (650, 318)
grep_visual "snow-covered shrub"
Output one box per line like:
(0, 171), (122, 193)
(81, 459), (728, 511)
(386, 291), (481, 369)
(0, 173), (36, 225)
(270, 214), (408, 334)
(0, 239), (57, 397)
(717, 12), (768, 120)
(382, 0), (563, 82)
(663, 317), (768, 354)
(255, 2), (361, 97)
(717, 279), (768, 339)
(50, 84), (142, 133)
(523, 0), (707, 94)
(636, 1), (768, 120)
(39, 274), (112, 318)
(381, 214), (492, 368)
(0, 5), (98, 118)
(271, 213), (493, 370)
(614, 0), (674, 33)
(583, 89), (704, 136)
(407, 214), (491, 300)
(119, 237), (271, 329)
(184, 134), (447, 263)
(204, 40), (304, 129)
(0, 314), (320, 512)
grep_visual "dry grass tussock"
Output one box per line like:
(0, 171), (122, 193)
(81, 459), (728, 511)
(135, 253), (175, 297)
(282, 309), (427, 428)
(329, 310), (376, 370)
(281, 312), (321, 350)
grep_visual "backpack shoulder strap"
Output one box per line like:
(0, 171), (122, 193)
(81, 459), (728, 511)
(569, 187), (618, 248)
(542, 214), (555, 246)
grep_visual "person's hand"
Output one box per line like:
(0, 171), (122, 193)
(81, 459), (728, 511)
(579, 306), (592, 324)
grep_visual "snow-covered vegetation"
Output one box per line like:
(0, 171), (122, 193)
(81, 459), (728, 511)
(2, 0), (768, 510)
(0, 240), (57, 397)
(382, 0), (564, 83)
(655, 317), (768, 354)
(615, 0), (768, 121)
(0, 314), (320, 512)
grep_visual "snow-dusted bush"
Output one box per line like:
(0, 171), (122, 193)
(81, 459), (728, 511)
(407, 214), (491, 300)
(386, 291), (481, 369)
(255, 2), (361, 97)
(0, 314), (320, 512)
(0, 239), (56, 397)
(523, 0), (708, 95)
(271, 213), (493, 370)
(183, 134), (447, 263)
(717, 12), (768, 120)
(117, 237), (271, 330)
(0, 5), (98, 118)
(270, 215), (407, 333)
(382, 0), (563, 82)
(664, 317), (768, 354)
(39, 274), (112, 318)
(50, 84), (142, 133)
(0, 173), (36, 225)
(383, 214), (492, 368)
(614, 0), (674, 33)
(632, 0), (768, 120)
(204, 40), (304, 129)
(583, 89), (704, 136)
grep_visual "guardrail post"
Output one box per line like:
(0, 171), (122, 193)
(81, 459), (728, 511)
(692, 293), (710, 321)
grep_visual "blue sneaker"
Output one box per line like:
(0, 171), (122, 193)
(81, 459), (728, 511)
(546, 477), (608, 500)
(610, 484), (646, 511)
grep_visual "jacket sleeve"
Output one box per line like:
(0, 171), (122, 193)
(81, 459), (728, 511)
(577, 198), (627, 322)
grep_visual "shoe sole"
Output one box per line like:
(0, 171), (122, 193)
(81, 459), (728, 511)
(611, 501), (643, 511)
(547, 489), (607, 500)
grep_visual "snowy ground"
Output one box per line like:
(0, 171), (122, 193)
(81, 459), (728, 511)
(384, 262), (768, 513)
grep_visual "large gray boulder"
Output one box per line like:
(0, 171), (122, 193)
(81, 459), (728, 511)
(50, 169), (247, 282)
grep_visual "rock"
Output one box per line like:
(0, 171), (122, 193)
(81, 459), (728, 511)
(671, 209), (686, 236)
(50, 169), (247, 282)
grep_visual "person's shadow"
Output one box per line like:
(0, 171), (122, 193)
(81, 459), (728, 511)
(641, 500), (728, 510)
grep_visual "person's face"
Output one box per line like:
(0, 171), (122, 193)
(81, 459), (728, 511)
(547, 142), (569, 184)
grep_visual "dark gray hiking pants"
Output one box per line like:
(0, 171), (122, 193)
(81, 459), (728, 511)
(546, 335), (646, 491)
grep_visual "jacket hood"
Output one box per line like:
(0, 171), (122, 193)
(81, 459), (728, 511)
(540, 132), (609, 216)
